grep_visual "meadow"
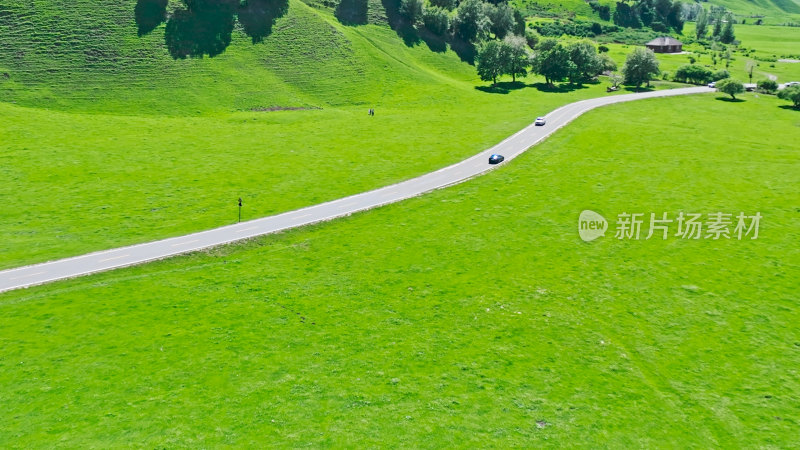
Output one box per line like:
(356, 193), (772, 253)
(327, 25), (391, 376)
(2, 93), (798, 447)
(0, 0), (625, 269)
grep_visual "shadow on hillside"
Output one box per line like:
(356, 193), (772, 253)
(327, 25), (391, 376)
(135, 0), (168, 36)
(374, 0), (475, 63)
(715, 96), (746, 102)
(531, 82), (589, 93)
(335, 0), (368, 25)
(239, 0), (290, 43)
(136, 0), (289, 58)
(475, 81), (527, 94)
(778, 105), (800, 111)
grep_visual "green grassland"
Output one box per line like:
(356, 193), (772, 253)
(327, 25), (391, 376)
(708, 0), (800, 22)
(2, 93), (798, 446)
(0, 0), (635, 269)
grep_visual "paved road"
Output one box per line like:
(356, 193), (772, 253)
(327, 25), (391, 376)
(0, 86), (713, 293)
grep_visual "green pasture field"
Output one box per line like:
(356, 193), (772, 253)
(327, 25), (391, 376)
(2, 93), (798, 447)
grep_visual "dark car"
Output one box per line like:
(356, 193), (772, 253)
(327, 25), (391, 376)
(489, 154), (505, 164)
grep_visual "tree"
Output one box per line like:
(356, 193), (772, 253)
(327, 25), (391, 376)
(622, 47), (660, 88)
(609, 72), (623, 87)
(716, 78), (744, 99)
(720, 14), (735, 43)
(777, 84), (800, 108)
(712, 18), (722, 38)
(756, 79), (778, 93)
(400, 0), (425, 24)
(531, 39), (575, 85)
(695, 8), (708, 39)
(423, 6), (450, 35)
(746, 60), (754, 84)
(429, 0), (456, 10)
(455, 0), (490, 42)
(486, 2), (515, 39)
(504, 34), (530, 82)
(711, 69), (730, 81)
(476, 40), (506, 84)
(567, 41), (603, 84)
(599, 53), (617, 72)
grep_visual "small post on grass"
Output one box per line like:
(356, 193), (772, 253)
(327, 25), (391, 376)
(238, 197), (242, 223)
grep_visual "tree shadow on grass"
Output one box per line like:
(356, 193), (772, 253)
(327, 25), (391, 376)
(777, 104), (799, 111)
(135, 0), (168, 36)
(136, 0), (289, 58)
(715, 96), (746, 102)
(475, 81), (527, 94)
(623, 85), (656, 93)
(475, 85), (510, 94)
(418, 28), (447, 53)
(335, 0), (368, 25)
(531, 82), (589, 93)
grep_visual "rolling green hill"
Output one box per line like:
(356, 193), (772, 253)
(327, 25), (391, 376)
(0, 0), (475, 115)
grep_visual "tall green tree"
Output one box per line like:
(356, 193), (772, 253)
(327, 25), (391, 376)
(622, 47), (660, 88)
(476, 40), (506, 85)
(695, 8), (708, 39)
(531, 39), (574, 85)
(720, 14), (735, 43)
(504, 34), (530, 82)
(486, 2), (515, 39)
(455, 0), (490, 42)
(567, 41), (603, 85)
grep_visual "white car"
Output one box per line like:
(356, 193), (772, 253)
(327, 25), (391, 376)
(786, 81), (800, 86)
(534, 117), (546, 126)
(708, 82), (716, 88)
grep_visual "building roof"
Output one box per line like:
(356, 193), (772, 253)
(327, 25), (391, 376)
(646, 36), (682, 46)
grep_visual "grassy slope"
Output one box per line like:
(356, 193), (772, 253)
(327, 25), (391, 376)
(2, 93), (798, 447)
(709, 0), (800, 21)
(0, 0), (630, 269)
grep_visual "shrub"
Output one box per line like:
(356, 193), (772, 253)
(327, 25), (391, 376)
(777, 84), (800, 107)
(756, 79), (778, 93)
(711, 69), (730, 81)
(674, 64), (712, 84)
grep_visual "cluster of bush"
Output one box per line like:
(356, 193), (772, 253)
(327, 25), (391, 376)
(532, 20), (619, 38)
(398, 0), (525, 42)
(672, 64), (730, 84)
(476, 37), (617, 85)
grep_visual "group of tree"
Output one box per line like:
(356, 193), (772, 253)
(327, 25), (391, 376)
(612, 0), (685, 33)
(475, 35), (530, 83)
(476, 37), (616, 86)
(399, 0), (525, 43)
(530, 39), (615, 85)
(695, 6), (735, 43)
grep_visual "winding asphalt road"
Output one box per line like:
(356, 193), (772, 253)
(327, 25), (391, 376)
(0, 86), (713, 293)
